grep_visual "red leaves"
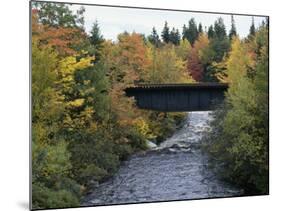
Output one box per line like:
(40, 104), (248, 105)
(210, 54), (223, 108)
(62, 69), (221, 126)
(187, 34), (209, 81)
(187, 49), (204, 81)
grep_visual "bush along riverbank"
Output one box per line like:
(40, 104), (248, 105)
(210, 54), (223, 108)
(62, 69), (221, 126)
(31, 2), (268, 209)
(31, 4), (188, 209)
(202, 24), (269, 195)
(80, 111), (187, 195)
(83, 112), (243, 206)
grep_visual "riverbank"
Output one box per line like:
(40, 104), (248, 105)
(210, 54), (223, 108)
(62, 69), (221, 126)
(83, 112), (243, 206)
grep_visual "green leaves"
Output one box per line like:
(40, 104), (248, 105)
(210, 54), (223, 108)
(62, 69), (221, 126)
(204, 25), (269, 194)
(80, 164), (108, 182)
(33, 2), (85, 28)
(32, 182), (80, 209)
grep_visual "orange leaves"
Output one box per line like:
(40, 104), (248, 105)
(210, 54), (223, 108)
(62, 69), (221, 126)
(31, 9), (87, 56)
(194, 34), (210, 61)
(107, 32), (155, 127)
(109, 83), (138, 127)
(31, 9), (42, 35)
(37, 26), (87, 56)
(187, 34), (210, 81)
(117, 32), (151, 83)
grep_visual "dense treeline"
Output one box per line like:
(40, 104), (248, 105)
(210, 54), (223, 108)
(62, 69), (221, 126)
(31, 3), (189, 209)
(203, 23), (269, 194)
(148, 16), (236, 81)
(31, 2), (268, 209)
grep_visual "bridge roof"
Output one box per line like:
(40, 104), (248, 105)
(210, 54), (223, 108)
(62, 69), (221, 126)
(125, 83), (228, 91)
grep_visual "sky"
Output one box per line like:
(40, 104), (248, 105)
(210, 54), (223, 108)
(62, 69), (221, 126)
(70, 4), (267, 41)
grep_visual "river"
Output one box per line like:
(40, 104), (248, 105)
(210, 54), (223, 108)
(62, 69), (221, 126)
(83, 111), (243, 206)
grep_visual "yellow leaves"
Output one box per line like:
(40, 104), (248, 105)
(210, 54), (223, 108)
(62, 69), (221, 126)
(195, 33), (209, 56)
(62, 104), (96, 132)
(147, 43), (193, 83)
(225, 37), (254, 84)
(57, 55), (94, 94)
(214, 61), (228, 83)
(133, 117), (156, 139)
(83, 80), (91, 85)
(76, 57), (95, 69)
(88, 122), (98, 133)
(175, 38), (192, 60)
(59, 56), (77, 77)
(81, 107), (95, 119)
(67, 98), (85, 108)
(216, 37), (256, 84)
(59, 56), (94, 78)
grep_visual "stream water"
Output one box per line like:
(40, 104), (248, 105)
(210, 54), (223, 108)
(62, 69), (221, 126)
(83, 111), (243, 206)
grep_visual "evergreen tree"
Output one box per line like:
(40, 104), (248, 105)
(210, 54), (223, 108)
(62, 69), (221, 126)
(182, 24), (187, 40)
(169, 27), (180, 45)
(175, 29), (180, 44)
(89, 20), (104, 46)
(265, 17), (269, 29)
(214, 17), (227, 39)
(249, 17), (256, 36)
(205, 26), (269, 194)
(161, 21), (170, 43)
(229, 15), (237, 40)
(148, 27), (161, 47)
(89, 20), (104, 61)
(198, 23), (203, 34)
(182, 18), (198, 45)
(211, 17), (230, 62)
(207, 25), (215, 39)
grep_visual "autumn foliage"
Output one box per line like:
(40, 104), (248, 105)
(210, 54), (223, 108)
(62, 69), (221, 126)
(31, 2), (268, 209)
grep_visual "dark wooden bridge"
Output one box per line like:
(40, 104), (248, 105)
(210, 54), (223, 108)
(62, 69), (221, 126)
(125, 83), (228, 112)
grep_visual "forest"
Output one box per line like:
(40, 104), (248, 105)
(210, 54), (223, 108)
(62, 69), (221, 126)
(31, 2), (268, 209)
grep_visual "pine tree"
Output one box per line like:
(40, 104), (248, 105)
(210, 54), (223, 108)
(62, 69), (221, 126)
(214, 17), (227, 39)
(175, 29), (180, 43)
(148, 27), (161, 47)
(89, 20), (104, 61)
(229, 15), (237, 40)
(169, 27), (180, 45)
(206, 27), (269, 194)
(182, 24), (187, 40)
(198, 23), (203, 34)
(182, 18), (198, 45)
(89, 20), (104, 45)
(161, 21), (170, 43)
(207, 25), (215, 39)
(211, 17), (230, 62)
(249, 17), (256, 36)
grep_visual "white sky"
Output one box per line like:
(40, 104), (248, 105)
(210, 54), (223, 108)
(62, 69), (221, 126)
(70, 4), (267, 41)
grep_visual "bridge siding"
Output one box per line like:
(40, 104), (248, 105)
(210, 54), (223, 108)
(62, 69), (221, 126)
(125, 84), (227, 112)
